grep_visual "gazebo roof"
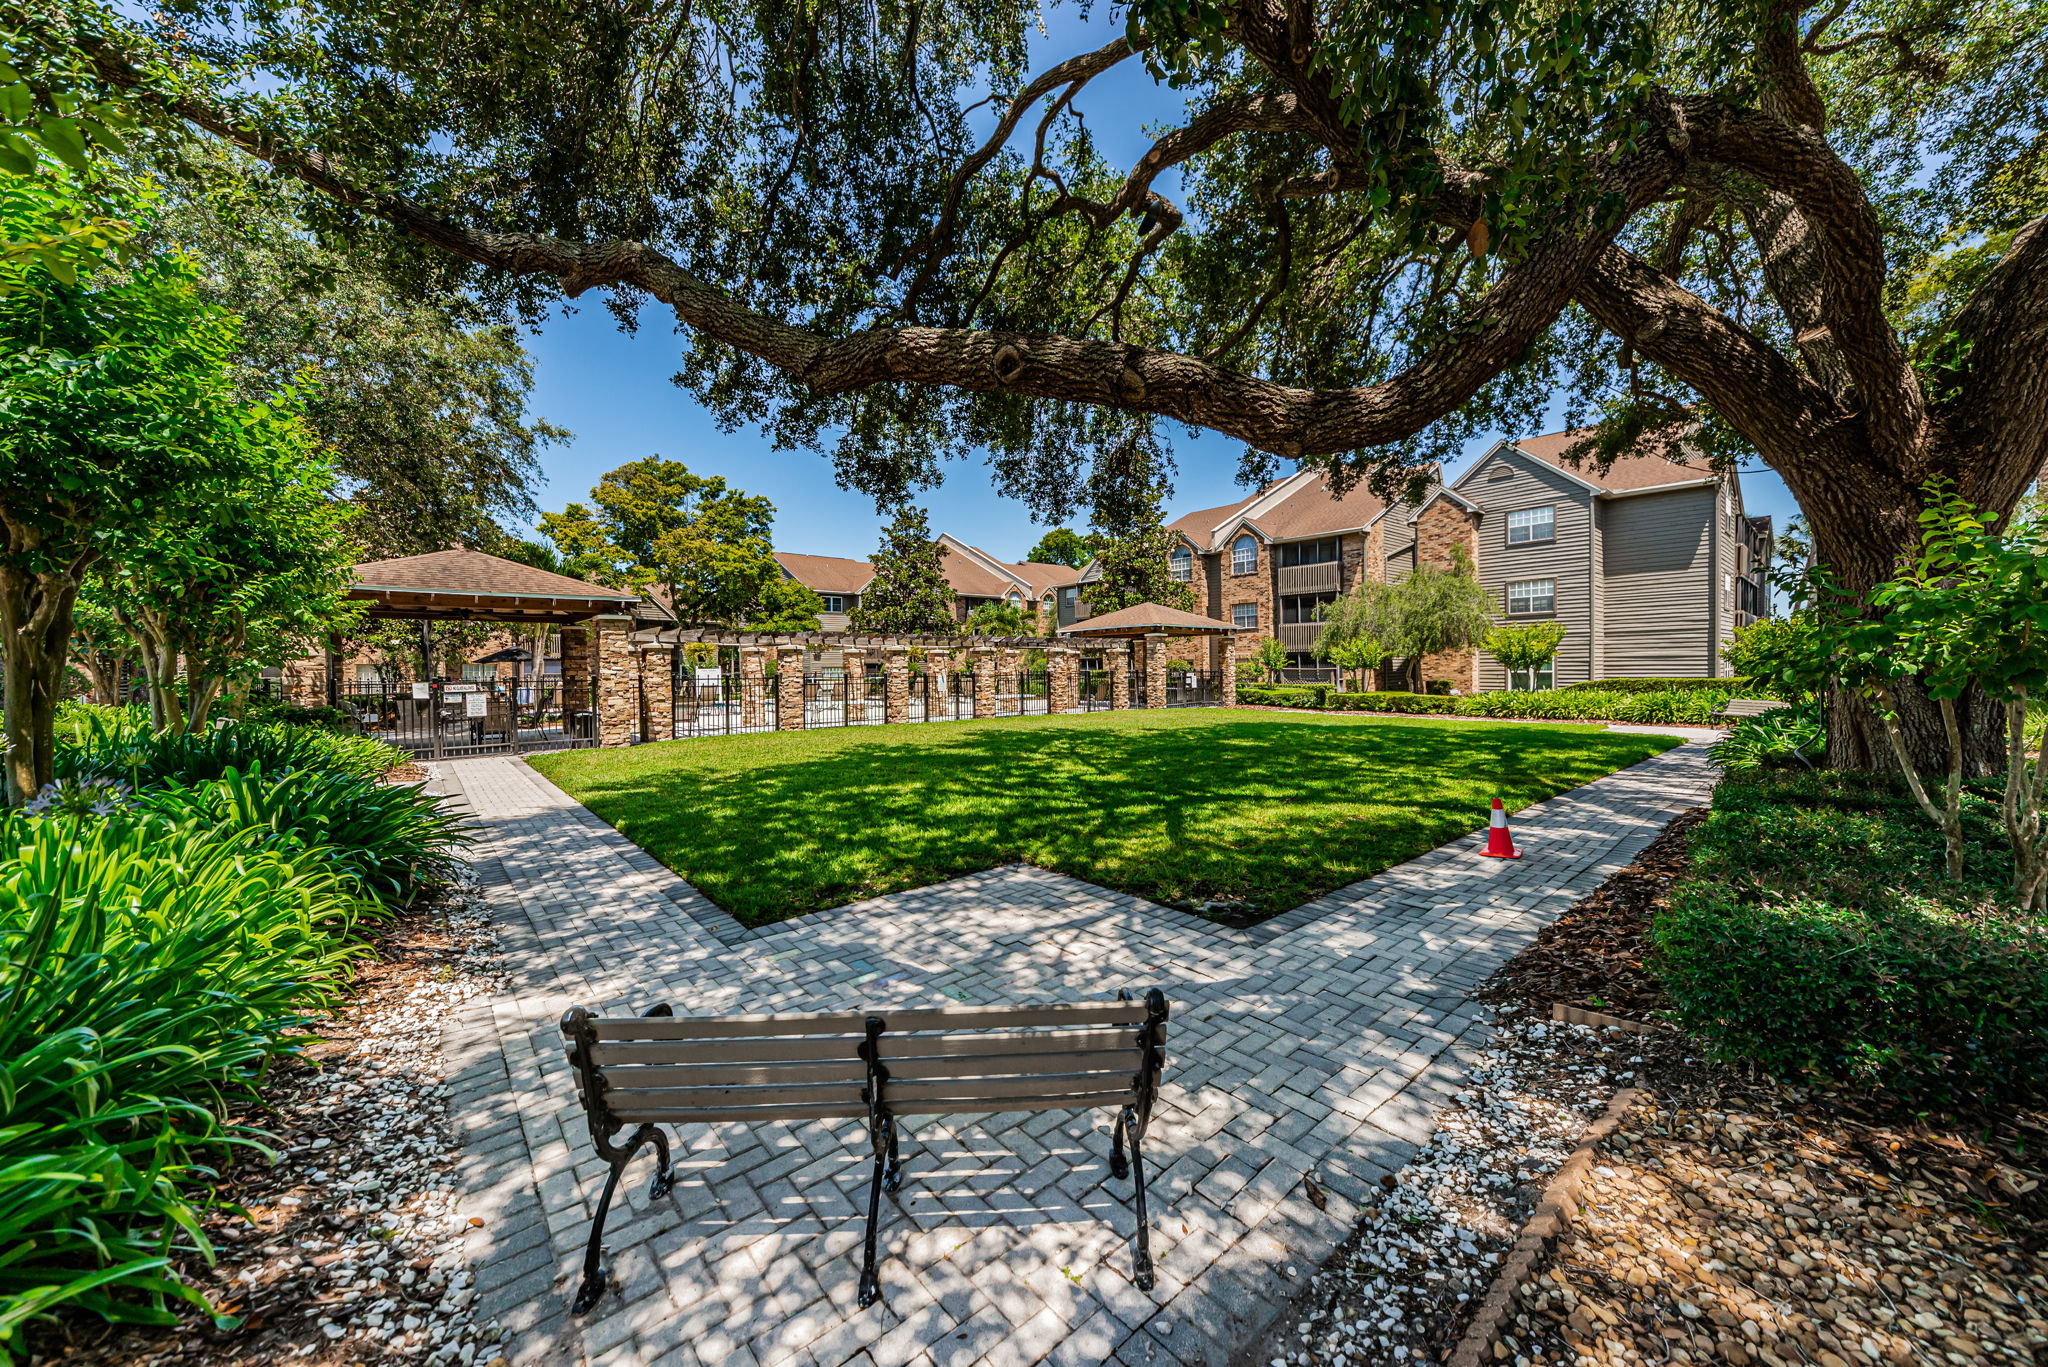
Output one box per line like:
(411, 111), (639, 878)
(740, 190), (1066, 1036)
(1058, 602), (1249, 638)
(351, 549), (641, 624)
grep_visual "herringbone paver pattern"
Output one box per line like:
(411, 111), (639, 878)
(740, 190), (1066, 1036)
(431, 740), (1715, 1367)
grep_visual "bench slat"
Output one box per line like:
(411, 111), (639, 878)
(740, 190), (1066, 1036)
(608, 1088), (1138, 1125)
(582, 1001), (1148, 1041)
(599, 1048), (1144, 1090)
(585, 1025), (1161, 1068)
(605, 1066), (1137, 1114)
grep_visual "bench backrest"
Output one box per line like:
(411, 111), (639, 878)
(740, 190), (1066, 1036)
(562, 998), (1168, 1130)
(1720, 698), (1791, 719)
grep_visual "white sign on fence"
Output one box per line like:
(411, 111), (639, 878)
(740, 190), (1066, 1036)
(411, 682), (432, 700)
(464, 693), (488, 718)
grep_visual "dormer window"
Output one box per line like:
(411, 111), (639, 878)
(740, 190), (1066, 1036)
(1169, 546), (1192, 582)
(1230, 536), (1257, 575)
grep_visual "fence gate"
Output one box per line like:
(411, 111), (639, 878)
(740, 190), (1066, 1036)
(337, 679), (596, 758)
(1077, 669), (1112, 712)
(1166, 670), (1221, 707)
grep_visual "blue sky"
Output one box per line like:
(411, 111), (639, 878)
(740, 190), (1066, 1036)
(512, 8), (1799, 564)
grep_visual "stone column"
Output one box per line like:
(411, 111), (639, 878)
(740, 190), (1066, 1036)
(1047, 645), (1078, 713)
(1108, 642), (1132, 710)
(561, 623), (595, 738)
(592, 615), (637, 747)
(739, 646), (768, 728)
(1144, 632), (1170, 709)
(637, 644), (675, 743)
(884, 645), (910, 725)
(776, 645), (806, 730)
(970, 646), (996, 717)
(841, 646), (867, 724)
(1221, 634), (1240, 706)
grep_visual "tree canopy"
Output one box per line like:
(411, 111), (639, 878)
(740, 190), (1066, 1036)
(1025, 528), (1099, 569)
(34, 0), (2048, 766)
(851, 506), (956, 634)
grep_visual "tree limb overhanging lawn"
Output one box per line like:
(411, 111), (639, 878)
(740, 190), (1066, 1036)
(528, 711), (1679, 925)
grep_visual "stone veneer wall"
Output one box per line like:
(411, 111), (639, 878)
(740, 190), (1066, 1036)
(1413, 500), (1480, 692)
(592, 616), (638, 747)
(636, 645), (675, 743)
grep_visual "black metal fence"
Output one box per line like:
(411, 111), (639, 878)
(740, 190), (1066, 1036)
(1166, 669), (1222, 707)
(673, 673), (777, 738)
(336, 678), (595, 758)
(1077, 669), (1113, 712)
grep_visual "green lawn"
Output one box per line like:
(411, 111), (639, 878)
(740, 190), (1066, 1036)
(529, 710), (1680, 925)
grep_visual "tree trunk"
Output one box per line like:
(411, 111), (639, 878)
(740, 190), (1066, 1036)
(0, 564), (84, 806)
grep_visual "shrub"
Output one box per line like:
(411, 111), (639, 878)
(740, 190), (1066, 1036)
(134, 766), (469, 907)
(242, 697), (358, 730)
(0, 809), (371, 1346)
(1655, 771), (2047, 1106)
(58, 713), (406, 788)
(1709, 704), (1824, 773)
(1561, 677), (1776, 695)
(1237, 685), (1326, 709)
(1453, 688), (1623, 721)
(1326, 691), (1455, 714)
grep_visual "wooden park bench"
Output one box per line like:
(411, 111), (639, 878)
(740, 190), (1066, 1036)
(1713, 697), (1792, 725)
(559, 991), (1170, 1314)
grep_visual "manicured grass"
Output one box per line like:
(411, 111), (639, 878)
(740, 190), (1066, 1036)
(529, 710), (1680, 925)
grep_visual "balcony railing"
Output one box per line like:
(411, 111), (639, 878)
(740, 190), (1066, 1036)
(1276, 621), (1322, 651)
(1276, 561), (1341, 594)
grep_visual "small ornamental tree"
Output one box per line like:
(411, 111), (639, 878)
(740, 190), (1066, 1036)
(1798, 483), (2048, 900)
(1720, 614), (1823, 698)
(0, 169), (276, 802)
(1250, 637), (1290, 682)
(965, 600), (1033, 636)
(1483, 621), (1567, 691)
(95, 427), (360, 732)
(1319, 636), (1382, 693)
(1387, 550), (1497, 692)
(851, 505), (955, 634)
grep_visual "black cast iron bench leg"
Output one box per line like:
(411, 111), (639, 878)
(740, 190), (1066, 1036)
(1119, 1104), (1155, 1291)
(857, 1112), (897, 1308)
(573, 1122), (674, 1314)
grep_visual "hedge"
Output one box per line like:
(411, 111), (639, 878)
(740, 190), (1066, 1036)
(1562, 676), (1780, 696)
(1236, 685), (1329, 709)
(1655, 770), (2046, 1106)
(1235, 684), (1736, 726)
(1327, 691), (1456, 714)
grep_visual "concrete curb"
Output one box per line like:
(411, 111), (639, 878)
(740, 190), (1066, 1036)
(1445, 1086), (1645, 1367)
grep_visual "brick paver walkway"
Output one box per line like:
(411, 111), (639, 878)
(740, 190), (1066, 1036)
(431, 740), (1716, 1367)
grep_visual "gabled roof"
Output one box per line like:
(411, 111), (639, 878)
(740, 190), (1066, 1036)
(1472, 427), (1720, 494)
(1059, 601), (1246, 637)
(1166, 470), (1391, 550)
(774, 551), (875, 596)
(352, 549), (639, 602)
(1405, 486), (1483, 523)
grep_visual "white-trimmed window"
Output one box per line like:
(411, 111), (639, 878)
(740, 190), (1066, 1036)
(355, 664), (384, 684)
(821, 594), (845, 613)
(1231, 536), (1258, 575)
(1508, 663), (1555, 691)
(1507, 579), (1556, 615)
(1231, 602), (1258, 629)
(462, 663), (496, 682)
(1169, 546), (1192, 582)
(1507, 506), (1556, 544)
(1007, 590), (1023, 606)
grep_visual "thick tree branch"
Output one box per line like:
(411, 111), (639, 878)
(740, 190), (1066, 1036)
(1949, 215), (2048, 511)
(93, 33), (1683, 460)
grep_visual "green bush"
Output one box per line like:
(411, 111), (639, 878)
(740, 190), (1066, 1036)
(1655, 771), (2047, 1106)
(0, 809), (374, 1350)
(134, 766), (468, 908)
(1236, 685), (1327, 709)
(57, 712), (405, 788)
(242, 697), (358, 730)
(1451, 687), (1734, 726)
(1327, 691), (1456, 714)
(1709, 704), (1823, 773)
(1561, 677), (1777, 696)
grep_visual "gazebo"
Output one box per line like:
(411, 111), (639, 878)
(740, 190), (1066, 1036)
(335, 549), (646, 753)
(1058, 601), (1250, 706)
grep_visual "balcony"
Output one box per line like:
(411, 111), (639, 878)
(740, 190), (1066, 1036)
(1276, 561), (1341, 594)
(1276, 621), (1322, 651)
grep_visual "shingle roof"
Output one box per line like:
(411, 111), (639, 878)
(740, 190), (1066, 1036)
(774, 552), (875, 595)
(1059, 601), (1247, 636)
(1166, 473), (1389, 548)
(352, 549), (638, 602)
(1508, 428), (1716, 492)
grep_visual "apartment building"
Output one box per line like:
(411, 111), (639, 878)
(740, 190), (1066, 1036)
(772, 535), (1082, 631)
(1141, 428), (1772, 687)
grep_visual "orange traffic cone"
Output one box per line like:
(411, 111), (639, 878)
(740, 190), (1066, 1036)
(1481, 798), (1522, 859)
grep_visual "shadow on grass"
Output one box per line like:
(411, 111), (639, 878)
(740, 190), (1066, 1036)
(531, 712), (1678, 925)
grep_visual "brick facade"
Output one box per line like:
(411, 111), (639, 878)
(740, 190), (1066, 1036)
(1414, 499), (1481, 692)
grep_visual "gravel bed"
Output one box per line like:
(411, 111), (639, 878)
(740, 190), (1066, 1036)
(47, 882), (511, 1367)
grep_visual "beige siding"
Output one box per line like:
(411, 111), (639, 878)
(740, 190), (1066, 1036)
(1379, 509), (1418, 581)
(1466, 454), (1598, 689)
(1601, 485), (1716, 677)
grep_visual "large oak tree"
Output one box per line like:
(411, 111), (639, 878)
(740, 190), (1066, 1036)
(39, 0), (2048, 768)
